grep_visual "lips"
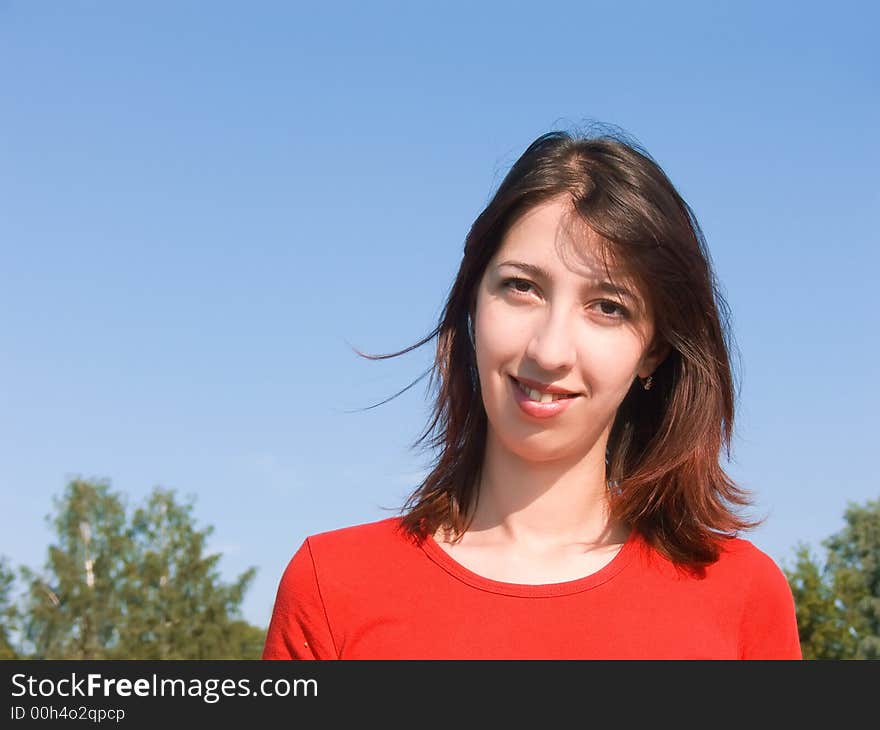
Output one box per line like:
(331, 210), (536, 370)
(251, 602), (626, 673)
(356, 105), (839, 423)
(509, 375), (579, 419)
(510, 375), (581, 399)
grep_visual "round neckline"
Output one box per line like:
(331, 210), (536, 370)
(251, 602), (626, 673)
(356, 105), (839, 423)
(419, 525), (641, 597)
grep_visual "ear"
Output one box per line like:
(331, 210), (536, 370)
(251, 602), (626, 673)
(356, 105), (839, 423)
(638, 340), (670, 380)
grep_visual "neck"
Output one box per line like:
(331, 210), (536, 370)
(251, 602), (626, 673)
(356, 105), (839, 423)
(463, 425), (625, 550)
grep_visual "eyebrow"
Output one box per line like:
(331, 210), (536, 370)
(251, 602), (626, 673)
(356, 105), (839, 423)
(495, 260), (640, 302)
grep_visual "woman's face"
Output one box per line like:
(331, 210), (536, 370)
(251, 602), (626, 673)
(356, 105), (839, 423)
(473, 196), (664, 464)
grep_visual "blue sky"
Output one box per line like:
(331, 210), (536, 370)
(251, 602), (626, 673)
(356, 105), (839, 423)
(1, 1), (877, 630)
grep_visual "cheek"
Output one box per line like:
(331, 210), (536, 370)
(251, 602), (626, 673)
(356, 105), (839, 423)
(474, 331), (510, 388)
(577, 337), (644, 389)
(474, 331), (522, 409)
(474, 303), (517, 363)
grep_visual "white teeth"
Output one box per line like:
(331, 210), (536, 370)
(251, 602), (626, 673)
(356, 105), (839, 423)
(515, 379), (572, 402)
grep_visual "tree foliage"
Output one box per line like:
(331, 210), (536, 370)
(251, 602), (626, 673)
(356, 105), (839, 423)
(784, 498), (880, 659)
(16, 478), (263, 659)
(0, 557), (19, 659)
(20, 479), (130, 659)
(116, 487), (257, 659)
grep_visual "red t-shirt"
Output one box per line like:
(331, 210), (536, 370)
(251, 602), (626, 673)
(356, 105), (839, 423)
(263, 516), (802, 659)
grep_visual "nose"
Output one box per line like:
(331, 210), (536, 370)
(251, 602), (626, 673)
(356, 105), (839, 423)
(524, 306), (577, 373)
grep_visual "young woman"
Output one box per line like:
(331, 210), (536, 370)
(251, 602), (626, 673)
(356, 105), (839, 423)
(263, 129), (802, 659)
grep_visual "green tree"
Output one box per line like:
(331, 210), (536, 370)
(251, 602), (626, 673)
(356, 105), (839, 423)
(823, 498), (880, 658)
(20, 478), (263, 659)
(20, 479), (130, 659)
(785, 544), (857, 659)
(117, 488), (258, 659)
(226, 619), (270, 660)
(785, 498), (880, 659)
(0, 557), (20, 659)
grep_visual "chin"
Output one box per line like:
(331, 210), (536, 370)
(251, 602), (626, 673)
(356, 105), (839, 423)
(492, 427), (575, 460)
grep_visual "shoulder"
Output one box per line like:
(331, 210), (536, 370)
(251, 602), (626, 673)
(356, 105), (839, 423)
(634, 534), (794, 609)
(274, 515), (415, 600)
(273, 515), (433, 621)
(266, 519), (411, 660)
(633, 532), (788, 587)
(305, 515), (413, 556)
(711, 536), (790, 589)
(298, 515), (419, 580)
(697, 535), (794, 601)
(711, 536), (801, 658)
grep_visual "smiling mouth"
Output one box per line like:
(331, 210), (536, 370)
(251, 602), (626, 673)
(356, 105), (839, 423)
(510, 376), (580, 403)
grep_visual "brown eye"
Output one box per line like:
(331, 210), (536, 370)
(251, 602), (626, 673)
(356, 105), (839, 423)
(595, 300), (628, 319)
(503, 278), (536, 295)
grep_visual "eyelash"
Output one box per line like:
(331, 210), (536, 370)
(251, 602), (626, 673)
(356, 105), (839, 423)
(500, 278), (630, 320)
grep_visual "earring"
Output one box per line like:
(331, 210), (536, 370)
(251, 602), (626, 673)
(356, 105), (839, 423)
(642, 375), (653, 391)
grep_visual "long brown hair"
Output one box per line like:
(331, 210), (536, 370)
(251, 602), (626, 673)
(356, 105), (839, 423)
(354, 127), (757, 568)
